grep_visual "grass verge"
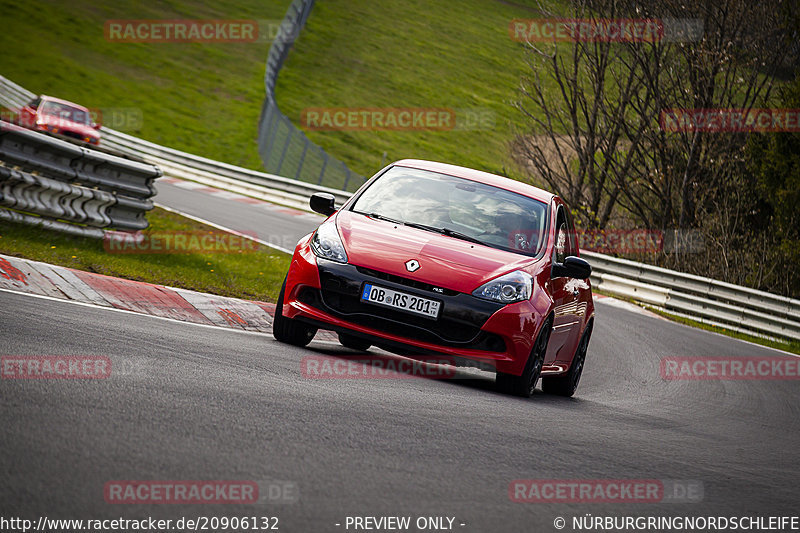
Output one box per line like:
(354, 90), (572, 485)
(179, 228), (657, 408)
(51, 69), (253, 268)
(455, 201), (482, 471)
(0, 208), (291, 302)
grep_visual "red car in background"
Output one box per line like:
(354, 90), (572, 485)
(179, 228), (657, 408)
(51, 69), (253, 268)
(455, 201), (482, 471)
(273, 159), (595, 397)
(16, 95), (101, 145)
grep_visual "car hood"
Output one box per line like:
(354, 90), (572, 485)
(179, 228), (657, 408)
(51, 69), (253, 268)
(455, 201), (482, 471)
(38, 115), (98, 138)
(336, 210), (536, 294)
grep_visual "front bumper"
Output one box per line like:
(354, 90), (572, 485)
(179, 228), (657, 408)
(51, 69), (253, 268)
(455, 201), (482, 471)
(283, 243), (553, 376)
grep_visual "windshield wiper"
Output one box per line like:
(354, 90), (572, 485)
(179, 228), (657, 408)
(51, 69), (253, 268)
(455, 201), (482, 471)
(366, 212), (404, 224)
(404, 222), (487, 246)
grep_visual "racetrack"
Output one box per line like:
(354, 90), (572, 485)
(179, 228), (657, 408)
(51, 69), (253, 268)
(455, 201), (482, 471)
(2, 178), (799, 530)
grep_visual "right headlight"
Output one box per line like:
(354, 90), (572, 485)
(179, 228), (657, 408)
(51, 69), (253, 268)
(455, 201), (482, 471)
(310, 221), (348, 263)
(472, 270), (533, 304)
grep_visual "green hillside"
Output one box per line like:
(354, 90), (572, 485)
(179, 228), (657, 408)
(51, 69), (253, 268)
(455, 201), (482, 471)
(0, 0), (556, 180)
(0, 0), (291, 169)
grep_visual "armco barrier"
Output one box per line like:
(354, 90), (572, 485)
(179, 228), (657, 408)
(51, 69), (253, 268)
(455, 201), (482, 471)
(1, 77), (797, 341)
(0, 120), (160, 235)
(586, 251), (800, 341)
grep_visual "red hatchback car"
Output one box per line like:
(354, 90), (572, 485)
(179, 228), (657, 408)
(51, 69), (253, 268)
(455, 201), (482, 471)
(16, 95), (101, 145)
(274, 160), (594, 397)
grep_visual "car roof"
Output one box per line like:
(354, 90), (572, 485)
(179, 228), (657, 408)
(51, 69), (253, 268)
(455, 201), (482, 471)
(392, 159), (555, 204)
(39, 95), (90, 112)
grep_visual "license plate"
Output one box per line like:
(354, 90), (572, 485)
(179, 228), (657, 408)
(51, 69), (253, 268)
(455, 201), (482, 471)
(361, 284), (441, 319)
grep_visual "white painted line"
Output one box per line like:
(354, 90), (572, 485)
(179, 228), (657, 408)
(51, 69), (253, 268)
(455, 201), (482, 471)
(154, 202), (297, 254)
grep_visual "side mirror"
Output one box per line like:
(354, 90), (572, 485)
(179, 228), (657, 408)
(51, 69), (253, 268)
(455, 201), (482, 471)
(92, 122), (101, 130)
(310, 192), (337, 216)
(552, 256), (592, 279)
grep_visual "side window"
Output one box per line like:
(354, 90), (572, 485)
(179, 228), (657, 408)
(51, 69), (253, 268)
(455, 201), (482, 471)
(563, 207), (578, 256)
(554, 206), (568, 264)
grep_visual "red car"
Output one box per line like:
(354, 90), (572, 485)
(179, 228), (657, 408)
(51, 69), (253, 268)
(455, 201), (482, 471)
(16, 95), (101, 145)
(274, 160), (594, 397)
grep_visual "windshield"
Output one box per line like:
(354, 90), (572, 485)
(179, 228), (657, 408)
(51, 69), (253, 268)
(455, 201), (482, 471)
(40, 101), (89, 125)
(351, 166), (549, 257)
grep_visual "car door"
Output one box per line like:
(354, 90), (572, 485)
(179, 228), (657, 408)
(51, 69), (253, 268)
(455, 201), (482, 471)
(544, 204), (582, 364)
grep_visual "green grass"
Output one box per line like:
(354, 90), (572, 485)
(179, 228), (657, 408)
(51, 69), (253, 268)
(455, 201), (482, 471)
(275, 0), (562, 180)
(0, 0), (293, 169)
(0, 208), (291, 302)
(0, 0), (568, 183)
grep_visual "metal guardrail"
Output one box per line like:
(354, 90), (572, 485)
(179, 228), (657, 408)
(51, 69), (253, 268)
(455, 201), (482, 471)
(1, 79), (797, 342)
(0, 120), (160, 236)
(256, 0), (366, 192)
(585, 251), (800, 341)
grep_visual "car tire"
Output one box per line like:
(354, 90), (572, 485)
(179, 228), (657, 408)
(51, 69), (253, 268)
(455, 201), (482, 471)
(496, 317), (552, 398)
(542, 323), (591, 397)
(338, 332), (372, 352)
(272, 278), (317, 347)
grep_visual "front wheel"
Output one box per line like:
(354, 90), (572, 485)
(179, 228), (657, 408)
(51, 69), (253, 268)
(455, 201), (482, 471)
(496, 317), (552, 398)
(272, 278), (317, 347)
(542, 323), (591, 397)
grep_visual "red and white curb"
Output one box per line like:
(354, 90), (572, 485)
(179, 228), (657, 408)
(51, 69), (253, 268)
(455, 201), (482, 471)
(0, 252), (655, 340)
(0, 253), (336, 341)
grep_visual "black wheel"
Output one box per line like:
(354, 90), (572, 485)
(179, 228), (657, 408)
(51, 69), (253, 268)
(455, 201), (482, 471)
(542, 323), (591, 397)
(496, 317), (552, 398)
(337, 332), (372, 352)
(272, 278), (317, 347)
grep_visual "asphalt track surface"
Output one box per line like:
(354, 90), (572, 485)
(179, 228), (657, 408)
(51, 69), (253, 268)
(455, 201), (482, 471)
(1, 179), (799, 531)
(154, 180), (321, 252)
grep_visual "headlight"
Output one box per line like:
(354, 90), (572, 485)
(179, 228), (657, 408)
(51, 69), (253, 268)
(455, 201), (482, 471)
(310, 221), (348, 263)
(472, 270), (532, 304)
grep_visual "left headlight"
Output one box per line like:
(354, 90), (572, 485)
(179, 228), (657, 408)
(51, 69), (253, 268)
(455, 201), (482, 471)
(310, 221), (348, 263)
(472, 270), (532, 304)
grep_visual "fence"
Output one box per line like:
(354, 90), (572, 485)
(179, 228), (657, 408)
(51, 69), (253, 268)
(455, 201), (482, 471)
(0, 120), (160, 237)
(256, 0), (366, 192)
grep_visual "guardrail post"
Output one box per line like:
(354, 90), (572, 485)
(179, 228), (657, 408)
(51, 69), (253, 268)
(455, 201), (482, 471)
(276, 122), (293, 175)
(342, 161), (351, 190)
(295, 139), (309, 181)
(318, 152), (328, 185)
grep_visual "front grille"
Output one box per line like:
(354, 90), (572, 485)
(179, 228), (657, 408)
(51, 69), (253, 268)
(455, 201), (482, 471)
(356, 266), (459, 296)
(59, 131), (84, 141)
(302, 261), (507, 353)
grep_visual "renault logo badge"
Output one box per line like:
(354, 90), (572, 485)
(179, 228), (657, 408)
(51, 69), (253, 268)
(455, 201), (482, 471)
(405, 259), (420, 272)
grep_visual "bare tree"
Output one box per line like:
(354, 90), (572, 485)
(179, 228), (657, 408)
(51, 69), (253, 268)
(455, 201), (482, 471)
(513, 0), (797, 235)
